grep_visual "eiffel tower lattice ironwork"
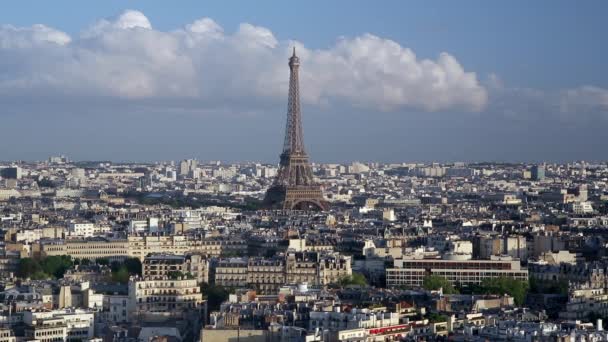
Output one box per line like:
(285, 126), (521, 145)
(263, 48), (328, 211)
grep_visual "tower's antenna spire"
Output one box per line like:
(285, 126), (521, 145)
(292, 46), (296, 57)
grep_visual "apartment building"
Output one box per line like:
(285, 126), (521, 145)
(143, 253), (209, 284)
(38, 234), (249, 263)
(475, 235), (528, 260)
(23, 309), (95, 342)
(247, 257), (285, 294)
(286, 252), (320, 285)
(310, 307), (400, 331)
(214, 252), (353, 291)
(560, 286), (608, 320)
(128, 235), (190, 260)
(129, 236), (247, 260)
(188, 238), (248, 257)
(386, 256), (528, 288)
(319, 254), (352, 285)
(67, 222), (95, 238)
(24, 317), (66, 342)
(0, 328), (15, 342)
(40, 238), (129, 261)
(309, 307), (412, 341)
(214, 258), (248, 288)
(102, 294), (129, 324)
(128, 277), (204, 322)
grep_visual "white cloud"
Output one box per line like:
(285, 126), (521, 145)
(0, 10), (489, 113)
(186, 18), (223, 37)
(83, 10), (152, 36)
(113, 10), (153, 30)
(299, 35), (487, 111)
(0, 24), (71, 48)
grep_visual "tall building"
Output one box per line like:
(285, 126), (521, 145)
(531, 164), (545, 181)
(179, 159), (198, 177)
(0, 167), (21, 180)
(264, 48), (328, 211)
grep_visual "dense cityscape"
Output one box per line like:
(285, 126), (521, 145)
(2, 156), (608, 342)
(2, 2), (608, 342)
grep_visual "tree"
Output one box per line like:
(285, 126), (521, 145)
(112, 266), (130, 283)
(123, 258), (142, 276)
(338, 273), (368, 287)
(17, 256), (73, 280)
(110, 261), (122, 273)
(427, 312), (448, 323)
(477, 277), (529, 306)
(40, 255), (73, 279)
(201, 283), (230, 312)
(109, 258), (142, 283)
(529, 277), (568, 296)
(422, 275), (458, 294)
(17, 258), (42, 279)
(351, 273), (368, 286)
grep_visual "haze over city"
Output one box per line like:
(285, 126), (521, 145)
(1, 0), (607, 163)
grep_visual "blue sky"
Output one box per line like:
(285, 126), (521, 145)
(0, 1), (607, 162)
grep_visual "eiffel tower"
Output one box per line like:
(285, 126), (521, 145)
(263, 48), (328, 211)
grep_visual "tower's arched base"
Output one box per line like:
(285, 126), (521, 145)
(264, 185), (328, 211)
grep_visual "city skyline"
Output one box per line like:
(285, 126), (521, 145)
(2, 3), (608, 341)
(0, 1), (607, 162)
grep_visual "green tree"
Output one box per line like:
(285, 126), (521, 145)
(422, 275), (458, 294)
(40, 255), (73, 279)
(109, 258), (142, 283)
(427, 312), (448, 323)
(110, 261), (122, 273)
(18, 256), (73, 279)
(478, 277), (529, 306)
(338, 273), (368, 287)
(201, 283), (230, 312)
(112, 266), (130, 283)
(351, 273), (368, 286)
(529, 277), (568, 296)
(123, 258), (142, 275)
(17, 258), (42, 279)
